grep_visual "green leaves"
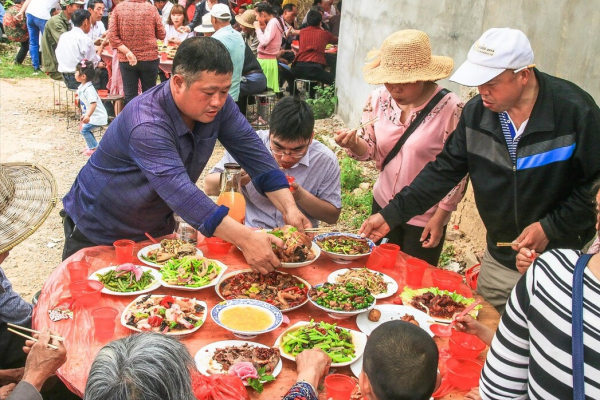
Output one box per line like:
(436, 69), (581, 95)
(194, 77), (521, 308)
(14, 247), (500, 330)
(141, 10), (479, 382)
(246, 367), (276, 394)
(307, 83), (338, 120)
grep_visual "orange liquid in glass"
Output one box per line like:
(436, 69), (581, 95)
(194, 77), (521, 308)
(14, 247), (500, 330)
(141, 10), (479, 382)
(217, 191), (246, 224)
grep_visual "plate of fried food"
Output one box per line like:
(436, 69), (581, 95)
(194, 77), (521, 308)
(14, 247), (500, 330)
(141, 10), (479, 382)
(194, 340), (282, 385)
(356, 304), (433, 336)
(314, 233), (374, 264)
(268, 226), (320, 268)
(327, 268), (398, 299)
(138, 239), (203, 268)
(399, 287), (481, 323)
(216, 269), (310, 312)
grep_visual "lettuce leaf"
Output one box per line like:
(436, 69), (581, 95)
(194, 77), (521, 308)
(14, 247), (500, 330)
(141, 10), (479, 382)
(400, 286), (482, 315)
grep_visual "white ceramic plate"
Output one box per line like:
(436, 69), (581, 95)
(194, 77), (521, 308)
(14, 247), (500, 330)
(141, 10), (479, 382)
(313, 233), (374, 264)
(308, 283), (376, 319)
(194, 339), (283, 385)
(327, 268), (398, 299)
(158, 259), (228, 291)
(274, 321), (368, 367)
(121, 294), (207, 336)
(350, 355), (363, 378)
(137, 243), (204, 269)
(89, 265), (162, 296)
(356, 304), (433, 337)
(280, 242), (321, 269)
(400, 287), (479, 323)
(215, 269), (311, 312)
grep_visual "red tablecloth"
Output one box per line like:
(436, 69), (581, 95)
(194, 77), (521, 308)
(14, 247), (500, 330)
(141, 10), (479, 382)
(32, 241), (499, 399)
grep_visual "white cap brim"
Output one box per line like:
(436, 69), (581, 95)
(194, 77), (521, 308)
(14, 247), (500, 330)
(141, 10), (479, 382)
(449, 59), (505, 87)
(194, 26), (215, 33)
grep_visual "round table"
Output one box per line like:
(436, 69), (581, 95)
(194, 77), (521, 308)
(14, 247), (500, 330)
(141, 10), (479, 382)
(32, 241), (499, 399)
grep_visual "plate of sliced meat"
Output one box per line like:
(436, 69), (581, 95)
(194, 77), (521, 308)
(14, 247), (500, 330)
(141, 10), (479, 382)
(399, 287), (481, 323)
(194, 340), (282, 384)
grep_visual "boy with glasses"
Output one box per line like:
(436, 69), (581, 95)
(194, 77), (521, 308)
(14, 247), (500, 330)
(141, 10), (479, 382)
(205, 96), (341, 228)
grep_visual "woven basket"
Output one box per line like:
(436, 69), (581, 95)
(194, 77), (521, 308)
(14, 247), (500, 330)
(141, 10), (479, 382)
(0, 163), (57, 254)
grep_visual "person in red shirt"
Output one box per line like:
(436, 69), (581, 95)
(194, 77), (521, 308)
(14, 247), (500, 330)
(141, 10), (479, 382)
(291, 9), (336, 92)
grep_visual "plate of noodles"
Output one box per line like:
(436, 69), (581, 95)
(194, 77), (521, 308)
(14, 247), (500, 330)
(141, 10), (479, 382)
(327, 268), (398, 299)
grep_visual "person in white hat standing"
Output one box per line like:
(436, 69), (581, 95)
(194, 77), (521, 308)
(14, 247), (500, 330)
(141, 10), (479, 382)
(360, 27), (600, 313)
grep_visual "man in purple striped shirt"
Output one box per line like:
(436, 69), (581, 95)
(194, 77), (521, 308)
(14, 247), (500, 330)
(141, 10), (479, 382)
(62, 37), (310, 274)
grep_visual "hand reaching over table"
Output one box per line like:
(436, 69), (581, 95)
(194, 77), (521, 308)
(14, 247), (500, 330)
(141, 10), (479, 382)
(295, 349), (331, 392)
(21, 329), (67, 392)
(359, 213), (390, 243)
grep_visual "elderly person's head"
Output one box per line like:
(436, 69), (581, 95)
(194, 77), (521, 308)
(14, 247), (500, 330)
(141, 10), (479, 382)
(281, 3), (296, 24)
(363, 30), (453, 107)
(170, 37), (233, 123)
(450, 28), (535, 113)
(84, 333), (196, 400)
(235, 9), (256, 35)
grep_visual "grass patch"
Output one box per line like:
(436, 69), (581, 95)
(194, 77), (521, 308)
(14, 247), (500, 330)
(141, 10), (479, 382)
(340, 190), (372, 230)
(438, 243), (456, 267)
(0, 43), (48, 80)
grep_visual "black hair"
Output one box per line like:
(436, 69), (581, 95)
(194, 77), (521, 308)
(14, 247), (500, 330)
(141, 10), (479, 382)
(172, 36), (233, 86)
(310, 5), (323, 13)
(282, 3), (295, 13)
(255, 2), (275, 15)
(87, 0), (104, 9)
(363, 321), (438, 400)
(312, 0), (322, 5)
(75, 59), (96, 83)
(269, 97), (314, 142)
(71, 9), (91, 26)
(337, 0), (341, 11)
(13, 0), (24, 4)
(306, 9), (321, 26)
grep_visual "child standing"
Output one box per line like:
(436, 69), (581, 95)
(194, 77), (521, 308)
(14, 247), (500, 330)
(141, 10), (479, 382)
(164, 4), (193, 45)
(75, 59), (108, 156)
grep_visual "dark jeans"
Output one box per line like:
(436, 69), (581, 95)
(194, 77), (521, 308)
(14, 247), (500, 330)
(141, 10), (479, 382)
(238, 71), (267, 115)
(101, 15), (109, 30)
(278, 64), (295, 94)
(291, 61), (335, 86)
(94, 67), (109, 91)
(60, 209), (97, 261)
(62, 72), (78, 90)
(0, 322), (29, 370)
(371, 200), (447, 266)
(15, 40), (30, 64)
(119, 59), (160, 104)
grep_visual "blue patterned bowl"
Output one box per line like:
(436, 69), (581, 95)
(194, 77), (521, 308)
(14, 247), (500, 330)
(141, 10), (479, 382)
(313, 233), (375, 264)
(211, 299), (283, 339)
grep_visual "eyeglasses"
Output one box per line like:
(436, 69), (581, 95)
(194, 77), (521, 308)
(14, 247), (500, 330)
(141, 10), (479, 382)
(270, 145), (308, 159)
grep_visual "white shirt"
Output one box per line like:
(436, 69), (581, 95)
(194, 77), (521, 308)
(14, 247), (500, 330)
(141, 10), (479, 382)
(77, 81), (108, 126)
(164, 24), (193, 43)
(88, 20), (106, 41)
(26, 0), (59, 20)
(159, 1), (173, 26)
(56, 27), (100, 73)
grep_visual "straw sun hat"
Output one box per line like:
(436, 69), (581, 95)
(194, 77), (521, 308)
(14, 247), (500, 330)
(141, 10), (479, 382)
(363, 30), (454, 85)
(235, 9), (256, 29)
(0, 163), (57, 254)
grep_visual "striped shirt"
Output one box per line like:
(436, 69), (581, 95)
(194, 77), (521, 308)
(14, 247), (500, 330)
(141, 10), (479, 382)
(479, 249), (600, 400)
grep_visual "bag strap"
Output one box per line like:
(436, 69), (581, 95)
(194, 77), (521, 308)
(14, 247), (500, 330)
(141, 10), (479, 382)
(572, 253), (592, 400)
(381, 88), (449, 171)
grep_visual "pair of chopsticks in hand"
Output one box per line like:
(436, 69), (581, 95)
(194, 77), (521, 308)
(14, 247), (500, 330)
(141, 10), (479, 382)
(344, 116), (379, 138)
(7, 323), (64, 350)
(304, 228), (359, 233)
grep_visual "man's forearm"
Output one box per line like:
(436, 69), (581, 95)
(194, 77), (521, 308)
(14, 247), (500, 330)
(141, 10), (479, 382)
(265, 188), (298, 218)
(295, 191), (340, 224)
(203, 173), (221, 196)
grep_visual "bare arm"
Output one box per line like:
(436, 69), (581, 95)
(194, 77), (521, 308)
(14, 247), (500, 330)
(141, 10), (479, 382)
(291, 182), (340, 224)
(203, 173), (221, 196)
(15, 0), (33, 20)
(265, 188), (312, 231)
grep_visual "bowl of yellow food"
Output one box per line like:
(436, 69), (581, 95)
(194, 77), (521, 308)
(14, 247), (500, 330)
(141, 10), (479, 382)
(211, 299), (283, 339)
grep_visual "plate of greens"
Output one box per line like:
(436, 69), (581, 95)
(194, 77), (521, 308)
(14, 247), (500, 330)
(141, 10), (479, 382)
(274, 320), (367, 367)
(137, 239), (203, 268)
(313, 233), (374, 264)
(158, 256), (227, 291)
(308, 282), (376, 319)
(90, 264), (162, 295)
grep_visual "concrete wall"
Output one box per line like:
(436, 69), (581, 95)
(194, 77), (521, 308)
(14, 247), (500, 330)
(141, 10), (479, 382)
(337, 0), (600, 123)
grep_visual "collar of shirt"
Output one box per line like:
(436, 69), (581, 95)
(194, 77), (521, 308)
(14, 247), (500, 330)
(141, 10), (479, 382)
(79, 81), (93, 91)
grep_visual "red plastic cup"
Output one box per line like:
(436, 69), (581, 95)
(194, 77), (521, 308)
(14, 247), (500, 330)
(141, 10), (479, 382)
(324, 374), (355, 400)
(67, 261), (90, 281)
(205, 237), (232, 254)
(449, 330), (486, 359)
(113, 239), (135, 264)
(405, 257), (428, 288)
(378, 243), (400, 269)
(365, 247), (387, 270)
(286, 175), (295, 191)
(69, 280), (103, 307)
(160, 51), (168, 62)
(92, 307), (118, 341)
(445, 357), (484, 390)
(431, 269), (463, 292)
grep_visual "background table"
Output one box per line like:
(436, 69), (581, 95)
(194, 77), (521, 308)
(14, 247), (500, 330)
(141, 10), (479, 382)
(32, 240), (499, 399)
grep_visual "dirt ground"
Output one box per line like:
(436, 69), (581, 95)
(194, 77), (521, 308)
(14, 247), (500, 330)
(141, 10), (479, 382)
(0, 78), (486, 302)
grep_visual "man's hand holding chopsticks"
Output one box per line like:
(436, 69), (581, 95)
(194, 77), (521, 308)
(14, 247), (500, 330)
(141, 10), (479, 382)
(22, 329), (67, 392)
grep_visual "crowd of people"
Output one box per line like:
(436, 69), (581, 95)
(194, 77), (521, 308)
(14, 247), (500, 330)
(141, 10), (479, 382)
(2, 0), (600, 398)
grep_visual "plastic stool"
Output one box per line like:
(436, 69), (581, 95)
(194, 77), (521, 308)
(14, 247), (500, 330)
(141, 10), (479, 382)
(65, 88), (80, 130)
(246, 91), (277, 130)
(293, 79), (323, 100)
(52, 80), (67, 115)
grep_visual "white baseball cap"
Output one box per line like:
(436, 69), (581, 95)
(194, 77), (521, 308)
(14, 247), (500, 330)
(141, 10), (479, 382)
(194, 14), (215, 33)
(210, 3), (231, 19)
(450, 28), (535, 87)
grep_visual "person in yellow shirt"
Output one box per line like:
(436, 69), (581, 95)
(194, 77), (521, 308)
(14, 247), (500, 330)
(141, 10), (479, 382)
(282, 0), (297, 6)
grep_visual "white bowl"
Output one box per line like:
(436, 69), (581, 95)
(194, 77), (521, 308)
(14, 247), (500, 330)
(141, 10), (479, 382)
(280, 242), (321, 268)
(137, 243), (203, 269)
(215, 269), (311, 312)
(327, 268), (398, 299)
(158, 259), (228, 291)
(313, 233), (374, 264)
(274, 321), (368, 367)
(308, 283), (376, 319)
(89, 265), (162, 296)
(211, 299), (283, 339)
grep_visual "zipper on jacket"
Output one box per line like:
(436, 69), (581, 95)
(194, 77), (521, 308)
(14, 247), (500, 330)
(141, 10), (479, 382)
(513, 164), (519, 235)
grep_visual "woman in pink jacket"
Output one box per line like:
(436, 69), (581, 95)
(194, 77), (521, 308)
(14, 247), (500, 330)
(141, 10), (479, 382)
(253, 2), (283, 93)
(335, 30), (467, 265)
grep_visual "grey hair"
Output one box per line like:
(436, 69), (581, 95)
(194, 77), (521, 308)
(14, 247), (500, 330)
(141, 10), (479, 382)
(84, 333), (196, 400)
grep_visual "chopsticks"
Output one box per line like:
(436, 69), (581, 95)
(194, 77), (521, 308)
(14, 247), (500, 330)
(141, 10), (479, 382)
(351, 116), (379, 133)
(497, 242), (519, 247)
(305, 228), (359, 233)
(7, 323), (63, 349)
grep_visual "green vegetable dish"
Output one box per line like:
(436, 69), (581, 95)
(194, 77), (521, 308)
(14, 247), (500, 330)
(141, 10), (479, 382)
(309, 282), (375, 312)
(316, 235), (371, 255)
(96, 268), (156, 293)
(159, 256), (221, 288)
(281, 321), (355, 363)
